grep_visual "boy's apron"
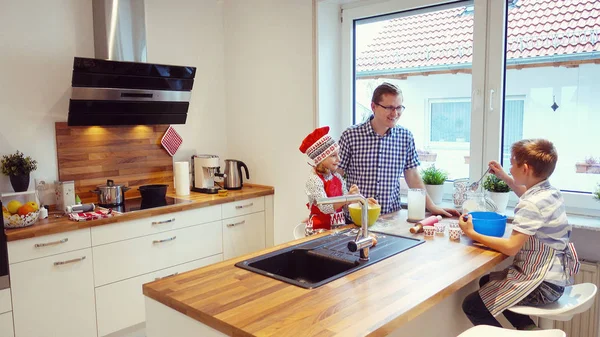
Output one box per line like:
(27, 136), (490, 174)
(479, 235), (580, 317)
(306, 173), (345, 231)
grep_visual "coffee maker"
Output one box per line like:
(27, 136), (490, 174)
(191, 154), (223, 194)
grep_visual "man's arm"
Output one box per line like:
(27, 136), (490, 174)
(404, 168), (460, 217)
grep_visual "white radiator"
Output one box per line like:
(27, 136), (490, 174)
(552, 261), (600, 337)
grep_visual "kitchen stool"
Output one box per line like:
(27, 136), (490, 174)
(457, 325), (565, 337)
(508, 283), (597, 329)
(293, 222), (307, 240)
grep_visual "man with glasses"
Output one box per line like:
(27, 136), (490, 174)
(338, 82), (459, 217)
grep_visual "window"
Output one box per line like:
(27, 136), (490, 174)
(353, 1), (477, 181)
(340, 0), (600, 215)
(498, 0), (600, 212)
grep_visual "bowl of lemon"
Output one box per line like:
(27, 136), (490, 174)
(3, 199), (40, 228)
(348, 202), (381, 227)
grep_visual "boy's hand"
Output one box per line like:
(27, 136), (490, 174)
(459, 213), (474, 235)
(348, 184), (359, 195)
(367, 198), (378, 205)
(488, 161), (510, 182)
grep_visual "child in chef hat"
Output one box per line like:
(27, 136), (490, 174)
(299, 126), (374, 235)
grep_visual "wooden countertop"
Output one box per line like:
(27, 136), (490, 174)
(142, 211), (509, 337)
(5, 184), (274, 242)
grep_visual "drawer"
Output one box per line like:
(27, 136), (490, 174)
(223, 212), (266, 260)
(222, 196), (264, 219)
(91, 205), (221, 246)
(0, 288), (11, 314)
(95, 254), (222, 337)
(8, 228), (91, 264)
(93, 221), (223, 286)
(0, 312), (14, 337)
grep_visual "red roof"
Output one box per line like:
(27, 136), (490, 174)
(356, 0), (600, 74)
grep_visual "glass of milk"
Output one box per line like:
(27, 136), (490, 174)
(407, 188), (426, 222)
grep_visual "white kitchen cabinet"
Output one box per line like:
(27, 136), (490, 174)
(222, 212), (266, 260)
(0, 288), (11, 314)
(7, 228), (91, 264)
(222, 196), (265, 219)
(93, 220), (223, 286)
(0, 311), (14, 337)
(95, 254), (223, 337)
(10, 248), (97, 337)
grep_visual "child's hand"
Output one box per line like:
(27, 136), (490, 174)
(367, 198), (378, 205)
(348, 184), (359, 195)
(459, 213), (474, 235)
(488, 161), (510, 182)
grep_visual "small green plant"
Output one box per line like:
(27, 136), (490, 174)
(421, 165), (448, 185)
(1, 151), (38, 176)
(483, 175), (511, 193)
(594, 184), (600, 201)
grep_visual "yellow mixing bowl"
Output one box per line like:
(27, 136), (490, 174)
(348, 202), (381, 227)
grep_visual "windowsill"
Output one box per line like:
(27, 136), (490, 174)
(400, 198), (600, 231)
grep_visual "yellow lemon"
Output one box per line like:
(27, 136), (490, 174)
(7, 200), (22, 215)
(26, 201), (39, 211)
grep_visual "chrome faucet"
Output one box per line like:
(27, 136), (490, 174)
(316, 194), (373, 261)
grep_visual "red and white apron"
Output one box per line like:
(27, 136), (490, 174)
(480, 235), (580, 316)
(306, 173), (346, 232)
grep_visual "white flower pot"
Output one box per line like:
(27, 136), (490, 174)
(487, 191), (509, 213)
(425, 184), (444, 204)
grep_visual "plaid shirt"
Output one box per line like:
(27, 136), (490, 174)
(338, 116), (420, 214)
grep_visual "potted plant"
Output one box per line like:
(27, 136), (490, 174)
(483, 175), (511, 213)
(1, 151), (38, 192)
(421, 165), (447, 204)
(594, 183), (600, 202)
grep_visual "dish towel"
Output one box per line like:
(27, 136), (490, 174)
(161, 126), (183, 156)
(68, 209), (115, 222)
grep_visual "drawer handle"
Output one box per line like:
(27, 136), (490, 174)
(155, 272), (179, 281)
(152, 218), (176, 225)
(35, 238), (68, 248)
(235, 203), (254, 209)
(227, 220), (246, 227)
(153, 236), (177, 244)
(54, 256), (86, 266)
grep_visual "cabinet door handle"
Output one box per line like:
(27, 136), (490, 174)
(152, 218), (175, 225)
(155, 272), (179, 281)
(227, 220), (246, 227)
(54, 256), (86, 266)
(235, 203), (253, 209)
(35, 238), (68, 248)
(153, 236), (177, 244)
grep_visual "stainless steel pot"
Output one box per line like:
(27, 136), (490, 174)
(224, 159), (249, 190)
(90, 179), (131, 206)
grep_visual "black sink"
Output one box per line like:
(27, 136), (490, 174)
(235, 229), (424, 289)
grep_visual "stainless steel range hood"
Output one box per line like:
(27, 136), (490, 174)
(68, 0), (196, 126)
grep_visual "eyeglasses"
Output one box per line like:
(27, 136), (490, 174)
(375, 102), (405, 113)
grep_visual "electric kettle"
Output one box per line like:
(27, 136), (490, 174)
(224, 159), (249, 190)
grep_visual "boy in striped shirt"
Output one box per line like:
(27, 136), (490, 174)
(459, 139), (579, 330)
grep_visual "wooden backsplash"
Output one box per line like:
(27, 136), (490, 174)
(55, 122), (174, 203)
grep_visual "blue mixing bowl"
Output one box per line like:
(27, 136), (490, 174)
(470, 211), (507, 237)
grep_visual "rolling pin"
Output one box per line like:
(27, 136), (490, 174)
(409, 215), (442, 234)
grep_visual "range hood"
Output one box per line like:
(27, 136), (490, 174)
(68, 0), (196, 126)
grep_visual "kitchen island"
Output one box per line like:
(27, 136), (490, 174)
(143, 211), (510, 337)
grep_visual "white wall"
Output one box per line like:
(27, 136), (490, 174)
(317, 2), (343, 139)
(0, 0), (94, 194)
(0, 0), (228, 200)
(145, 0), (228, 164)
(224, 0), (316, 244)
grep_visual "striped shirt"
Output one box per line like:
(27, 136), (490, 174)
(512, 180), (572, 286)
(338, 116), (420, 214)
